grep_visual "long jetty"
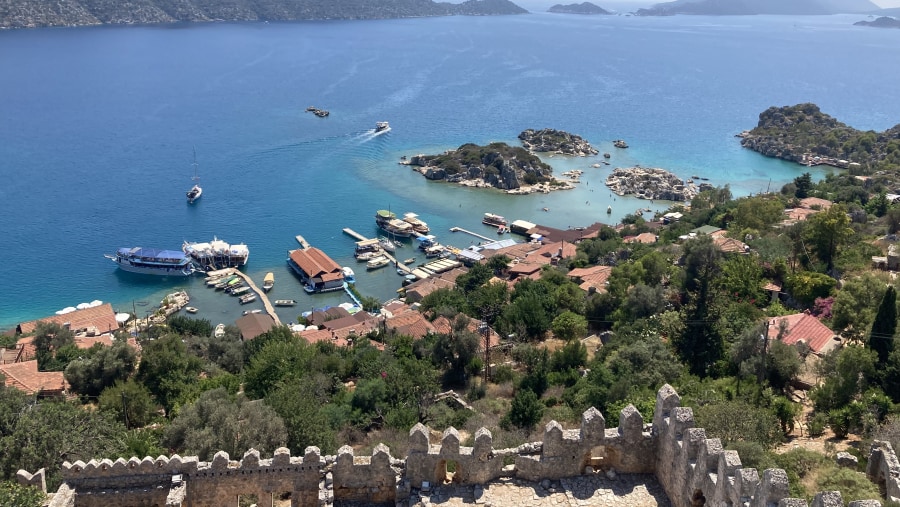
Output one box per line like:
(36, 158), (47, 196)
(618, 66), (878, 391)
(449, 226), (492, 242)
(342, 228), (413, 275)
(231, 271), (281, 326)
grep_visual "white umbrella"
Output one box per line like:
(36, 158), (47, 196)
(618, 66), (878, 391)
(76, 303), (91, 310)
(115, 313), (131, 324)
(58, 306), (77, 314)
(89, 300), (103, 307)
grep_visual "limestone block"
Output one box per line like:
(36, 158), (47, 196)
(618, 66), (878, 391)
(372, 443), (392, 466)
(410, 423), (430, 453)
(111, 458), (128, 474)
(441, 427), (461, 456)
(685, 428), (707, 462)
(778, 499), (808, 507)
(671, 407), (694, 440)
(241, 448), (260, 468)
(140, 456), (156, 472)
(272, 447), (291, 466)
(473, 428), (493, 460)
(836, 452), (858, 468)
(304, 446), (322, 465)
(542, 421), (565, 458)
(718, 450), (742, 478)
(697, 439), (723, 475)
(811, 491), (843, 507)
(580, 407), (605, 444)
(653, 384), (681, 432)
(848, 501), (882, 507)
(211, 451), (230, 470)
(15, 468), (45, 492)
(755, 469), (790, 507)
(128, 456), (142, 470)
(736, 467), (760, 501)
(619, 405), (643, 444)
(337, 445), (355, 467)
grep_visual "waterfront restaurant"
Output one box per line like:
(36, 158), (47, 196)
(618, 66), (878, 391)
(287, 247), (345, 293)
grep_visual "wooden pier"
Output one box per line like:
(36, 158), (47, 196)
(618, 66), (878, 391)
(449, 226), (492, 242)
(295, 235), (310, 250)
(230, 271), (281, 326)
(343, 228), (413, 275)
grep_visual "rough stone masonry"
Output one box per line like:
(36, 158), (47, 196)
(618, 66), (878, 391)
(18, 384), (893, 507)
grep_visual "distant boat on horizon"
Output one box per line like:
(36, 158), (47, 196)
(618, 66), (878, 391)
(187, 147), (202, 204)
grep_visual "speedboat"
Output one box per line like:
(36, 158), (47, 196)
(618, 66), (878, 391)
(185, 307), (198, 314)
(375, 121), (390, 133)
(274, 299), (296, 306)
(187, 184), (202, 204)
(214, 323), (225, 338)
(342, 266), (356, 283)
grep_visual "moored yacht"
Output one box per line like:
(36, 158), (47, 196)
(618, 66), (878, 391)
(106, 247), (195, 276)
(482, 213), (508, 228)
(402, 212), (430, 234)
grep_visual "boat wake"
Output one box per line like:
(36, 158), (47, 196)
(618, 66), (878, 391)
(354, 127), (391, 144)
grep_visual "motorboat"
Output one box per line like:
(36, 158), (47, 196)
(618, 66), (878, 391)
(375, 121), (390, 133)
(367, 255), (390, 270)
(186, 148), (202, 204)
(185, 307), (199, 314)
(403, 257), (416, 264)
(239, 294), (257, 304)
(214, 324), (225, 338)
(379, 237), (396, 253)
(274, 300), (296, 306)
(263, 272), (275, 292)
(342, 266), (356, 283)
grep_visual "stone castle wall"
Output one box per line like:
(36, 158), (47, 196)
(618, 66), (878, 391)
(18, 384), (888, 507)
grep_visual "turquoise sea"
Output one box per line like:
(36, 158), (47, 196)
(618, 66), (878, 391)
(2, 13), (899, 330)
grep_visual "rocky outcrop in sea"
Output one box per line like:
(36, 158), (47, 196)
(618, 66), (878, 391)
(605, 167), (699, 201)
(518, 128), (599, 156)
(548, 2), (610, 14)
(0, 0), (528, 29)
(407, 142), (557, 191)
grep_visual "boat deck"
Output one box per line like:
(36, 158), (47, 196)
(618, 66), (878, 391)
(450, 226), (492, 242)
(344, 228), (412, 275)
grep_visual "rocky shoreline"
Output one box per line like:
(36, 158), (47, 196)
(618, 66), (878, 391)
(518, 128), (598, 156)
(605, 167), (703, 202)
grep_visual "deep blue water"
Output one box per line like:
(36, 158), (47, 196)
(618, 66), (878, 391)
(2, 13), (899, 329)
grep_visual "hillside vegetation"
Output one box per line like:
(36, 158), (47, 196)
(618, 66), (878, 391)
(0, 0), (527, 29)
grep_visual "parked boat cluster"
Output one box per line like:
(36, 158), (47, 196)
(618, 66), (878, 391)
(203, 269), (256, 305)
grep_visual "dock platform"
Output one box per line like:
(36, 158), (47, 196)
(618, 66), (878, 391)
(231, 271), (281, 326)
(450, 226), (492, 242)
(343, 228), (367, 241)
(343, 228), (413, 275)
(295, 235), (310, 250)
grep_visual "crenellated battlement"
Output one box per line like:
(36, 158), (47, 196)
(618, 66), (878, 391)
(19, 384), (888, 507)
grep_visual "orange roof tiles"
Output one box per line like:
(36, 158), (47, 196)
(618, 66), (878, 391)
(768, 313), (839, 355)
(0, 360), (67, 395)
(288, 248), (342, 278)
(17, 303), (120, 336)
(624, 232), (658, 244)
(712, 236), (749, 254)
(386, 311), (436, 340)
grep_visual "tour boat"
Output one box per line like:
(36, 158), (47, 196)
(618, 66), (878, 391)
(105, 247), (195, 276)
(263, 272), (275, 292)
(482, 213), (508, 228)
(402, 212), (430, 234)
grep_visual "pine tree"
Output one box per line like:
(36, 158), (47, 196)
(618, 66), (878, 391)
(869, 285), (897, 364)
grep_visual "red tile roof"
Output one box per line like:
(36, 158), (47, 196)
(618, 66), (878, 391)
(768, 313), (839, 355)
(624, 232), (658, 244)
(288, 248), (342, 278)
(386, 311), (436, 340)
(0, 360), (67, 395)
(713, 236), (749, 254)
(569, 265), (613, 292)
(236, 314), (276, 341)
(17, 304), (120, 336)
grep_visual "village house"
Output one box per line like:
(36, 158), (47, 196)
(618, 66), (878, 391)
(287, 247), (345, 293)
(768, 312), (841, 357)
(0, 360), (67, 396)
(235, 313), (276, 341)
(567, 265), (613, 293)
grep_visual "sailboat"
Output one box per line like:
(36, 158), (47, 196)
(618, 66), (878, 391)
(186, 148), (202, 204)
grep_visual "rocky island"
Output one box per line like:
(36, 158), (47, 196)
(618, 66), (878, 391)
(518, 128), (599, 156)
(406, 142), (577, 193)
(0, 0), (528, 29)
(635, 0), (878, 15)
(854, 16), (900, 28)
(740, 103), (900, 171)
(548, 2), (611, 14)
(605, 167), (701, 201)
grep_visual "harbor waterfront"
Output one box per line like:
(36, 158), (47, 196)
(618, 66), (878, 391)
(2, 13), (900, 329)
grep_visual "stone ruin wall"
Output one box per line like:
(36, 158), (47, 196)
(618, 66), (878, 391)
(17, 384), (891, 507)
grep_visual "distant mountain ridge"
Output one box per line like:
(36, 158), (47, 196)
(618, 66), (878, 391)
(854, 16), (900, 27)
(635, 0), (880, 16)
(548, 2), (611, 14)
(0, 0), (528, 29)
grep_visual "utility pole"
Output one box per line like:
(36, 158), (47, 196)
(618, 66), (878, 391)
(480, 307), (495, 383)
(759, 319), (771, 384)
(121, 391), (129, 429)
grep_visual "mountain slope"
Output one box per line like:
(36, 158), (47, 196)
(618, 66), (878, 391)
(0, 0), (528, 29)
(635, 0), (880, 16)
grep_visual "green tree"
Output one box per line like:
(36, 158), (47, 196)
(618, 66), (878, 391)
(766, 340), (802, 393)
(674, 237), (724, 376)
(811, 346), (877, 413)
(717, 254), (765, 304)
(805, 203), (854, 272)
(794, 172), (813, 199)
(419, 288), (468, 316)
(486, 254), (511, 275)
(98, 379), (158, 429)
(0, 481), (45, 507)
(830, 273), (887, 343)
(501, 389), (544, 430)
(360, 296), (382, 313)
(501, 292), (551, 340)
(431, 315), (481, 386)
(31, 321), (75, 371)
(163, 388), (287, 461)
(456, 263), (493, 294)
(733, 196), (786, 232)
(135, 334), (202, 416)
(694, 400), (782, 448)
(786, 271), (836, 307)
(64, 341), (137, 398)
(266, 377), (338, 454)
(869, 285), (897, 365)
(551, 311), (587, 341)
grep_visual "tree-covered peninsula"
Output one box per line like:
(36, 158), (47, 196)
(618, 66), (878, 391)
(740, 103), (900, 174)
(0, 0), (528, 29)
(548, 2), (610, 14)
